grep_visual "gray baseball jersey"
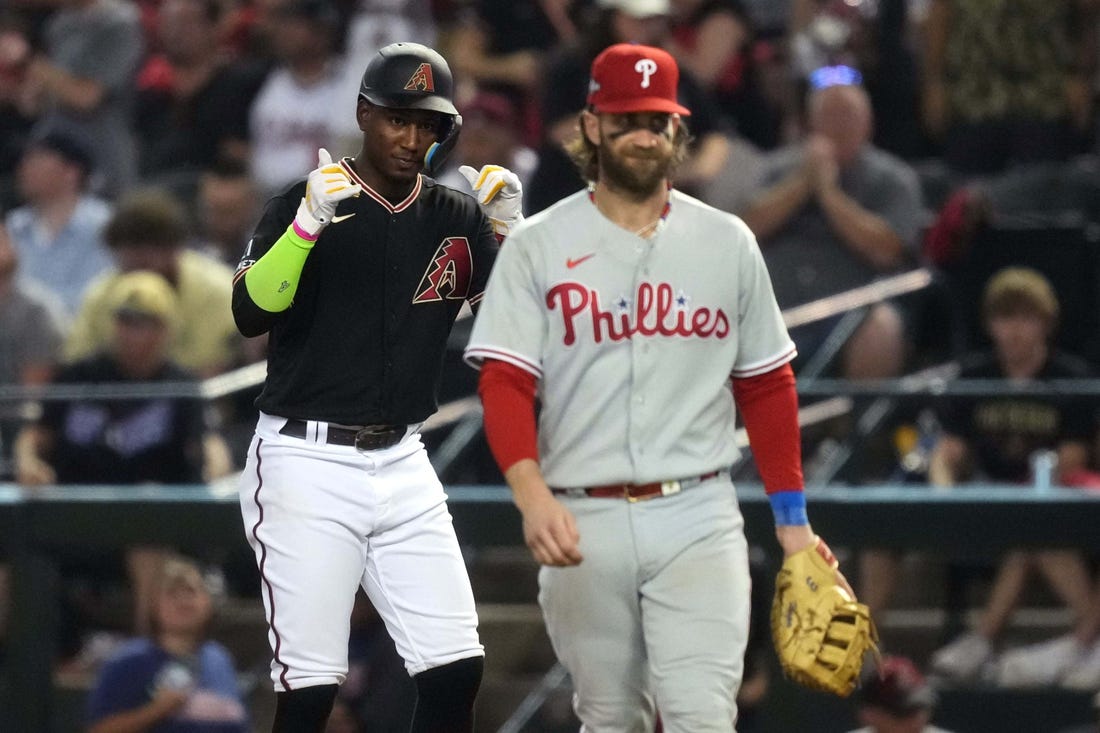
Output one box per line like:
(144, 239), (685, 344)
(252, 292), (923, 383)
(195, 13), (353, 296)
(465, 188), (796, 488)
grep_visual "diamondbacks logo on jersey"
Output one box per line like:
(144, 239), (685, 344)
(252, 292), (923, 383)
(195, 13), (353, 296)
(547, 281), (730, 344)
(413, 237), (472, 303)
(404, 63), (435, 92)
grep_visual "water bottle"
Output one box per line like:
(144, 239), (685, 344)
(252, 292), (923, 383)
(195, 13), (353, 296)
(1030, 449), (1058, 493)
(892, 409), (941, 484)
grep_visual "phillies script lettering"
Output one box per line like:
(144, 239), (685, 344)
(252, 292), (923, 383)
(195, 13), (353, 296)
(547, 282), (730, 345)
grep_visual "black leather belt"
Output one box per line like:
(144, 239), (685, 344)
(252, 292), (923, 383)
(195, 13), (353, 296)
(279, 419), (406, 452)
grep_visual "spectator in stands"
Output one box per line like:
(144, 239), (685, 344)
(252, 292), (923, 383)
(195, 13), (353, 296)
(995, 588), (1100, 691)
(192, 157), (263, 268)
(0, 220), (64, 474)
(65, 187), (242, 379)
(0, 11), (37, 211)
(739, 74), (923, 380)
(0, 222), (64, 658)
(788, 0), (864, 86)
(337, 0), (438, 148)
(191, 159), (267, 453)
(85, 554), (250, 733)
(247, 0), (349, 198)
(132, 0), (257, 188)
(921, 0), (1098, 176)
(525, 0), (734, 213)
(436, 90), (538, 194)
(666, 0), (782, 150)
(440, 0), (579, 147)
(844, 655), (956, 733)
(924, 267), (1099, 682)
(788, 0), (926, 160)
(4, 129), (114, 321)
(10, 0), (145, 198)
(11, 270), (234, 651)
(13, 271), (233, 646)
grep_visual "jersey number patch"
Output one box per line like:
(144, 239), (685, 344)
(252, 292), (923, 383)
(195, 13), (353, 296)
(412, 237), (472, 304)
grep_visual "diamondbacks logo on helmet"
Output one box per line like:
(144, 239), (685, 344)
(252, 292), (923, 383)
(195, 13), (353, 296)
(413, 237), (472, 303)
(404, 63), (435, 92)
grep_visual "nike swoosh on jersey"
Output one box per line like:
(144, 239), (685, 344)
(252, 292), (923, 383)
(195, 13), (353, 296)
(566, 253), (596, 269)
(331, 213), (357, 223)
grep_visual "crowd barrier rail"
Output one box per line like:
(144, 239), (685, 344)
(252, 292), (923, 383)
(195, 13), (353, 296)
(2, 480), (1100, 729)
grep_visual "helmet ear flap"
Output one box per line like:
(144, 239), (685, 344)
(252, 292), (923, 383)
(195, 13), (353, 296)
(424, 114), (462, 176)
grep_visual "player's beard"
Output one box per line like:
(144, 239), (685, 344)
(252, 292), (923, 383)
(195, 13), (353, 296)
(599, 145), (673, 199)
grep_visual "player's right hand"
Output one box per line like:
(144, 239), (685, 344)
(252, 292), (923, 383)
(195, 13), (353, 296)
(294, 147), (362, 237)
(520, 494), (583, 567)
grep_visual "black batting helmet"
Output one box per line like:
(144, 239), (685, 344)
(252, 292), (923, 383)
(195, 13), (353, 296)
(358, 42), (459, 116)
(358, 42), (463, 175)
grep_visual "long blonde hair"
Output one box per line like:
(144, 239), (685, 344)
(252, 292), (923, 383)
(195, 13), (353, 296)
(564, 111), (693, 185)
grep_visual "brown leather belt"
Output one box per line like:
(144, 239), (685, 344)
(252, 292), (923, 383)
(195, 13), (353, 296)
(551, 470), (724, 502)
(279, 419), (406, 452)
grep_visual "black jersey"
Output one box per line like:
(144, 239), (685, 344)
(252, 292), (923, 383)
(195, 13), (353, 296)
(40, 355), (205, 484)
(233, 162), (499, 425)
(935, 350), (1097, 482)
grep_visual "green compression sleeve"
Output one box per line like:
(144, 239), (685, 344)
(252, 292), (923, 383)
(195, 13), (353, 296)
(243, 223), (316, 312)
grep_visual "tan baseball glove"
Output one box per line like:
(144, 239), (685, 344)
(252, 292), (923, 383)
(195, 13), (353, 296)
(770, 537), (879, 696)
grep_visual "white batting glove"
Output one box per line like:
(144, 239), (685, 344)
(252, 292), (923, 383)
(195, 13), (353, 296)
(294, 148), (362, 238)
(459, 164), (523, 238)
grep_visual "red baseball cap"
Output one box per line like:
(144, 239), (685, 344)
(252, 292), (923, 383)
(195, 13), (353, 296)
(587, 43), (691, 116)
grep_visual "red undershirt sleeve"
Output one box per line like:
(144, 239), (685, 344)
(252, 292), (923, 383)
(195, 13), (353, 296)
(731, 362), (804, 495)
(478, 358), (539, 474)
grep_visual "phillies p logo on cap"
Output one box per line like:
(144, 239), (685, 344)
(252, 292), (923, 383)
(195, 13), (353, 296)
(586, 43), (691, 116)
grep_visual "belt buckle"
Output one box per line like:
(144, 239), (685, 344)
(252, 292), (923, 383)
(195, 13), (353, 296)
(354, 425), (398, 452)
(660, 480), (682, 497)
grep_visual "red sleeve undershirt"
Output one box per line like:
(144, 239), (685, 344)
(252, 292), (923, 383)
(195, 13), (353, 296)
(479, 357), (803, 493)
(731, 362), (804, 495)
(478, 359), (539, 474)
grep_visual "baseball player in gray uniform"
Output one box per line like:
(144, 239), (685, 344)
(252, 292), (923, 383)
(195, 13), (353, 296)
(465, 43), (854, 731)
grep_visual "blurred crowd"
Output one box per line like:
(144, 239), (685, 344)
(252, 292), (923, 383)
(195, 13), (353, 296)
(2, 0), (1100, 730)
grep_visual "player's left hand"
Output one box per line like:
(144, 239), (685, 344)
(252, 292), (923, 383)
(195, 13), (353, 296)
(459, 164), (523, 238)
(777, 523), (854, 596)
(770, 536), (878, 697)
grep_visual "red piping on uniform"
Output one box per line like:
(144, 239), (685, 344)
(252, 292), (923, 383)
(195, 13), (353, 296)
(465, 347), (542, 377)
(250, 437), (291, 689)
(730, 345), (797, 379)
(340, 158), (421, 213)
(232, 266), (249, 287)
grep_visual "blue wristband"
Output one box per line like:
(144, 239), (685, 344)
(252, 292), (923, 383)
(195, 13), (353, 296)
(769, 490), (809, 526)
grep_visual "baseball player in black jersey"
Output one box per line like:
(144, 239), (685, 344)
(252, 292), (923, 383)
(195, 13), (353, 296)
(232, 42), (523, 732)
